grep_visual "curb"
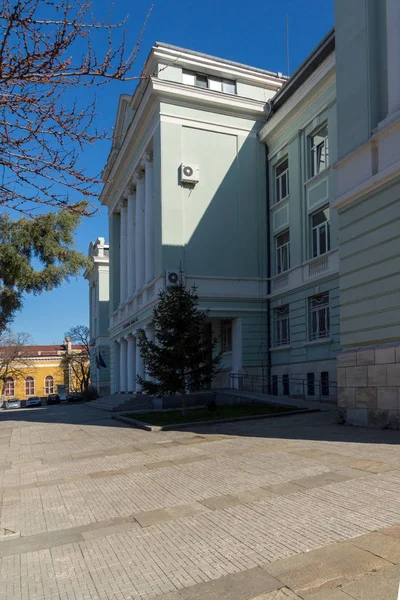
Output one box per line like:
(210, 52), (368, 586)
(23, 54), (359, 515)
(113, 407), (320, 432)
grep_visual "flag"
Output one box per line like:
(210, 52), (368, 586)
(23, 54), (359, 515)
(99, 352), (107, 368)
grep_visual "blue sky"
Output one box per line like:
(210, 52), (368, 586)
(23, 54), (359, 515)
(11, 0), (334, 344)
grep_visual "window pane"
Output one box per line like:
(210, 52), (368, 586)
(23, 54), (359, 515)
(195, 74), (208, 89)
(277, 230), (289, 247)
(320, 225), (327, 254)
(222, 79), (236, 94)
(312, 209), (328, 227)
(209, 76), (222, 91)
(281, 174), (287, 199)
(182, 70), (195, 85)
(276, 159), (288, 177)
(312, 228), (318, 257)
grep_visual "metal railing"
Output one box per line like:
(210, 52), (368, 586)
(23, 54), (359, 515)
(229, 372), (337, 404)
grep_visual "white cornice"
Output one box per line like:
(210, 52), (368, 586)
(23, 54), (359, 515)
(259, 54), (336, 143)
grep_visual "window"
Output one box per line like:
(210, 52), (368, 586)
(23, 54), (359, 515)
(312, 208), (330, 257)
(275, 158), (289, 203)
(25, 376), (34, 396)
(221, 320), (232, 352)
(45, 375), (54, 395)
(4, 377), (14, 397)
(321, 371), (330, 396)
(282, 374), (289, 396)
(310, 124), (329, 176)
(275, 305), (290, 346)
(182, 70), (236, 94)
(307, 373), (315, 396)
(276, 230), (290, 273)
(309, 293), (330, 340)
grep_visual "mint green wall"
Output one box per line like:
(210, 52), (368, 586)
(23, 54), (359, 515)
(109, 212), (120, 312)
(338, 179), (400, 347)
(160, 115), (266, 278)
(334, 0), (388, 160)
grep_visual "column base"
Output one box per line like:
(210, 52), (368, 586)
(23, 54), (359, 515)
(337, 344), (400, 428)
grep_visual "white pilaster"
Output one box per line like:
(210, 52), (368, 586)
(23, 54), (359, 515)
(127, 335), (136, 393)
(231, 318), (243, 388)
(135, 335), (144, 392)
(119, 200), (128, 304)
(141, 153), (154, 284)
(119, 338), (128, 393)
(134, 171), (145, 292)
(127, 187), (136, 299)
(144, 325), (155, 381)
(386, 0), (400, 116)
(114, 341), (120, 393)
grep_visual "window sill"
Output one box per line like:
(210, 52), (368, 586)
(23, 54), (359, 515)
(272, 194), (290, 208)
(270, 345), (291, 352)
(304, 337), (332, 347)
(304, 167), (330, 187)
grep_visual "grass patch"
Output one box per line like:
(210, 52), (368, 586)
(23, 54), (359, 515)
(123, 403), (299, 426)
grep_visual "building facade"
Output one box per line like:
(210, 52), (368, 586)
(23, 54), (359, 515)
(334, 0), (400, 426)
(1, 341), (85, 400)
(85, 237), (111, 396)
(259, 31), (339, 400)
(101, 44), (286, 394)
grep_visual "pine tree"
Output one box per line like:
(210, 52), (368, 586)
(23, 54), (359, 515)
(136, 283), (221, 413)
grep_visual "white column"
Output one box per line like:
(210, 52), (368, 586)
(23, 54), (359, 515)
(134, 171), (145, 292)
(114, 341), (120, 393)
(141, 154), (154, 284)
(144, 325), (155, 381)
(127, 335), (136, 393)
(127, 188), (136, 299)
(231, 318), (243, 389)
(135, 335), (144, 392)
(119, 200), (128, 304)
(119, 339), (128, 393)
(386, 0), (400, 116)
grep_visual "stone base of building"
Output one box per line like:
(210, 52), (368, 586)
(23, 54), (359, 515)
(337, 343), (400, 428)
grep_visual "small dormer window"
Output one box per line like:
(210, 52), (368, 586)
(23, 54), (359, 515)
(182, 70), (236, 94)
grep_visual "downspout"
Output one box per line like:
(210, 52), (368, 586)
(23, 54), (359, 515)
(265, 142), (272, 395)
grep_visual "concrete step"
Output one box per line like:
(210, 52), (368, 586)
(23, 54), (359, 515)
(89, 393), (153, 413)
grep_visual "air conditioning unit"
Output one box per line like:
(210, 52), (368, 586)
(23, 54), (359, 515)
(180, 163), (199, 184)
(165, 270), (184, 287)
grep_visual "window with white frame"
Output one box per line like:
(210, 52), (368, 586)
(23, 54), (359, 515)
(276, 230), (290, 274)
(275, 305), (290, 346)
(182, 70), (236, 94)
(4, 377), (14, 397)
(25, 376), (34, 396)
(310, 124), (329, 176)
(275, 157), (289, 203)
(311, 207), (330, 257)
(44, 375), (54, 395)
(221, 320), (232, 352)
(309, 293), (330, 340)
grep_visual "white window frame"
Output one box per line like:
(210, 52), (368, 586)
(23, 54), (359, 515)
(44, 375), (54, 395)
(275, 306), (290, 346)
(25, 376), (35, 396)
(4, 378), (14, 397)
(221, 320), (233, 353)
(275, 158), (289, 203)
(182, 70), (236, 95)
(311, 208), (330, 257)
(310, 124), (329, 177)
(276, 230), (290, 274)
(309, 293), (330, 340)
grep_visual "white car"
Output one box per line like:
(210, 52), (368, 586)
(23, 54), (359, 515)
(26, 396), (42, 407)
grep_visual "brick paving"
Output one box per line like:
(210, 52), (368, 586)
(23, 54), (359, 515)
(0, 404), (399, 599)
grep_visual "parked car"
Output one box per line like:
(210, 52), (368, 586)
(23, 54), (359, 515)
(4, 398), (21, 409)
(47, 394), (61, 405)
(66, 392), (82, 402)
(26, 396), (42, 407)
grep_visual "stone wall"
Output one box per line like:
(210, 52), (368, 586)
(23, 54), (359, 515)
(337, 344), (400, 427)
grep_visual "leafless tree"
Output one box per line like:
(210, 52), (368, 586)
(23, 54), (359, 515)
(0, 0), (153, 216)
(0, 330), (31, 395)
(61, 325), (90, 391)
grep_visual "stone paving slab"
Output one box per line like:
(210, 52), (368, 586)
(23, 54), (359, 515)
(0, 404), (399, 600)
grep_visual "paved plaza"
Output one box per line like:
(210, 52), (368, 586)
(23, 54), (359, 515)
(0, 403), (399, 600)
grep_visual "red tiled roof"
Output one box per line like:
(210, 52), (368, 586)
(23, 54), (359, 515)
(0, 344), (86, 357)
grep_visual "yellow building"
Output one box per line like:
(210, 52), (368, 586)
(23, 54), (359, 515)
(2, 341), (87, 400)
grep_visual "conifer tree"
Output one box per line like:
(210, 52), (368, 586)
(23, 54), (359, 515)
(136, 283), (221, 413)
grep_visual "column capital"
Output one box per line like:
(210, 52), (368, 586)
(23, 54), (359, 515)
(140, 152), (153, 168)
(124, 185), (136, 198)
(133, 169), (145, 184)
(118, 198), (127, 212)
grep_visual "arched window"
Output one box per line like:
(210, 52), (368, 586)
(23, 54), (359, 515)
(44, 375), (54, 395)
(4, 378), (15, 397)
(25, 376), (35, 396)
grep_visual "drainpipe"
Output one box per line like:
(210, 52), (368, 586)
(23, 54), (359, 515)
(265, 142), (272, 395)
